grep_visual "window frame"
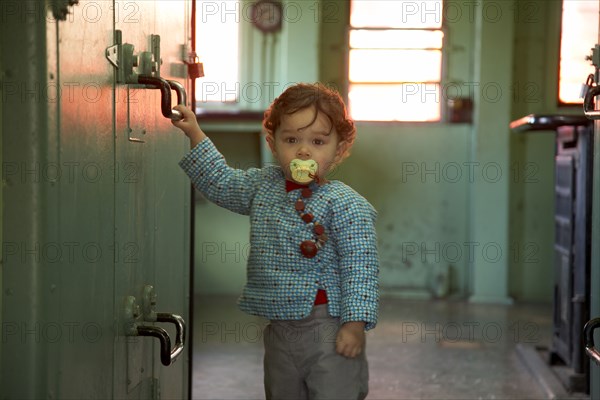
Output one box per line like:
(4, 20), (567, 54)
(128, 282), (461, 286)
(556, 0), (598, 107)
(346, 1), (448, 123)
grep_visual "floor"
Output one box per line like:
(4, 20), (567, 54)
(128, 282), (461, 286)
(191, 295), (558, 399)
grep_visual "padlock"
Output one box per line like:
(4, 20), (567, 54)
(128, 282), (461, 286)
(186, 53), (204, 79)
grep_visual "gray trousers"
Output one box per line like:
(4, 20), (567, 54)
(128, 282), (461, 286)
(263, 304), (369, 400)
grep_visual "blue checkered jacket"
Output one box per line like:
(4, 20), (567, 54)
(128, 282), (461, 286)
(179, 138), (379, 330)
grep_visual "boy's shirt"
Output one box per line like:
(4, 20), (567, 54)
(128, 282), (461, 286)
(179, 138), (379, 330)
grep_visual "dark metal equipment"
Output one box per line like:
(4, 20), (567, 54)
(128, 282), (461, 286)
(510, 114), (594, 393)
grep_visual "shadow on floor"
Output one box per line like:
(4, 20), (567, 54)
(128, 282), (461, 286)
(192, 295), (557, 399)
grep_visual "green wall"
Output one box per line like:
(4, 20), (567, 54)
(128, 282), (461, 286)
(194, 0), (571, 303)
(0, 19), (3, 365)
(194, 129), (262, 295)
(508, 0), (582, 302)
(335, 124), (471, 298)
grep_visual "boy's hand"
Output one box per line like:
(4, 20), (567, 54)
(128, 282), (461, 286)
(336, 321), (366, 358)
(171, 105), (206, 148)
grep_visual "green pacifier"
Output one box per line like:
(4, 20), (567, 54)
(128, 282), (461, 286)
(289, 159), (318, 183)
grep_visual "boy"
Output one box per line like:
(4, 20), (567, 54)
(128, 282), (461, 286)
(174, 83), (379, 399)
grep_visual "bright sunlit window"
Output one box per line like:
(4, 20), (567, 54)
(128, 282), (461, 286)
(558, 0), (599, 104)
(348, 0), (444, 121)
(195, 0), (240, 104)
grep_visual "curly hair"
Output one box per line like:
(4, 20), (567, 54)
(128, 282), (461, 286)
(263, 83), (356, 162)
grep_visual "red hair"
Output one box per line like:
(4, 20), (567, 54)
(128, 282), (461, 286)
(263, 83), (356, 162)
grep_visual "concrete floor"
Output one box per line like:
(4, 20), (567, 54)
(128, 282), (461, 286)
(192, 295), (556, 399)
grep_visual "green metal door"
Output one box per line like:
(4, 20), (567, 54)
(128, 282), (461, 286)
(591, 126), (600, 400)
(587, 7), (600, 397)
(1, 1), (191, 398)
(590, 87), (600, 399)
(112, 1), (191, 398)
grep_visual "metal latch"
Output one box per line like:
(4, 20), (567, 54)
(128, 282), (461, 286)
(123, 285), (186, 366)
(105, 30), (185, 121)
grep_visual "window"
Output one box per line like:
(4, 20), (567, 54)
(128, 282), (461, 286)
(348, 0), (444, 121)
(195, 0), (240, 105)
(558, 0), (599, 104)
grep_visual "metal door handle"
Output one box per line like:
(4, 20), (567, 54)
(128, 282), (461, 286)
(584, 318), (600, 365)
(123, 293), (186, 367)
(157, 313), (186, 363)
(583, 85), (600, 119)
(138, 76), (184, 121)
(167, 80), (187, 107)
(136, 313), (186, 366)
(137, 325), (172, 366)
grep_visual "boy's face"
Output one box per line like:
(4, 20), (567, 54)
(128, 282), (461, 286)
(267, 106), (344, 183)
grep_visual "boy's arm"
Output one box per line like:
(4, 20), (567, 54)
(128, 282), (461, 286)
(331, 193), (380, 331)
(171, 105), (206, 148)
(332, 195), (378, 358)
(172, 105), (263, 216)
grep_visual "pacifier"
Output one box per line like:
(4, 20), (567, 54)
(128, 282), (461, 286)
(289, 159), (318, 183)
